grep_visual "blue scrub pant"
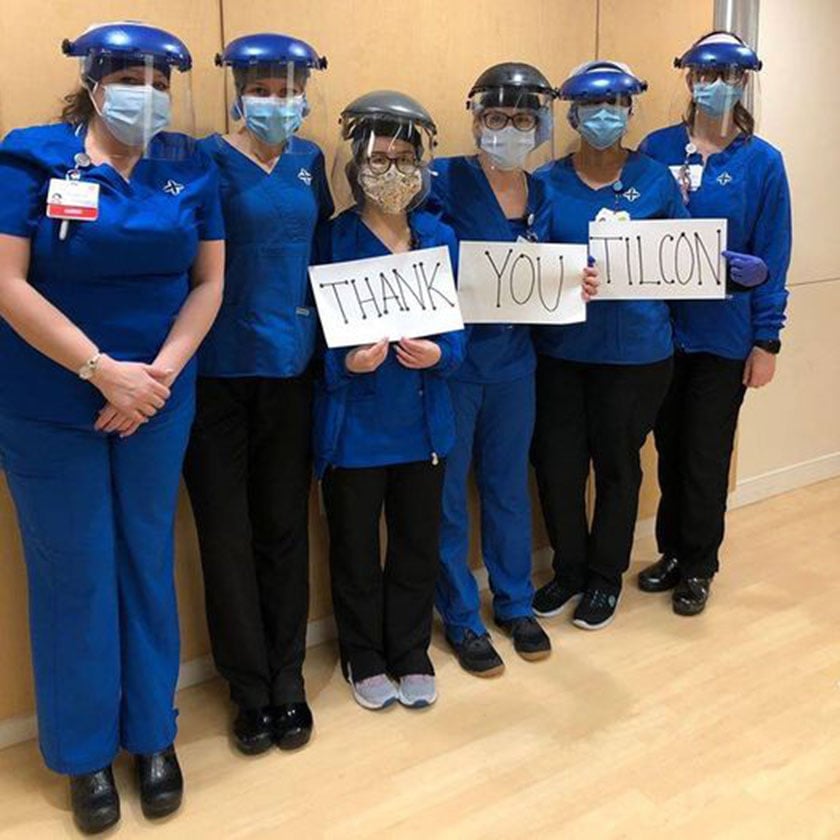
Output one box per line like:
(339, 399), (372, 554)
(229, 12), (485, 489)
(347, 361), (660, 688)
(0, 400), (193, 775)
(436, 375), (536, 643)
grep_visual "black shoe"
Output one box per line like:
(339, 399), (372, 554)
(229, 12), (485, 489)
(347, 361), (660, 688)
(532, 578), (583, 618)
(69, 766), (120, 835)
(233, 707), (274, 756)
(269, 702), (313, 751)
(572, 587), (621, 630)
(672, 577), (711, 616)
(448, 629), (505, 677)
(495, 616), (552, 661)
(638, 556), (681, 592)
(136, 745), (183, 819)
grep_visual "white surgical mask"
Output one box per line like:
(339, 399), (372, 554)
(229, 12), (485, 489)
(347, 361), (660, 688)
(479, 125), (536, 170)
(96, 83), (171, 147)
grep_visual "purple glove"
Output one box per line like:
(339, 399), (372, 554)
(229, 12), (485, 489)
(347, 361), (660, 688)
(722, 250), (769, 289)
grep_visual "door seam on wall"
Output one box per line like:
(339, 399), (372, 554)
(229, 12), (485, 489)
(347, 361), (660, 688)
(219, 0), (229, 133)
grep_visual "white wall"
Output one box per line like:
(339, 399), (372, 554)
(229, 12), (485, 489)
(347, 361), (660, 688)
(733, 0), (840, 497)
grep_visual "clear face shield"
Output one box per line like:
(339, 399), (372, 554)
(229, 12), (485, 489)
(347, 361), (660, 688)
(468, 87), (555, 173)
(669, 64), (760, 139)
(82, 53), (195, 159)
(228, 60), (327, 153)
(332, 114), (436, 215)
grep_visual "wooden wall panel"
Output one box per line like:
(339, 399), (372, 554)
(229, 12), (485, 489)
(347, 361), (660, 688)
(598, 0), (714, 519)
(0, 0), (721, 725)
(0, 0), (225, 720)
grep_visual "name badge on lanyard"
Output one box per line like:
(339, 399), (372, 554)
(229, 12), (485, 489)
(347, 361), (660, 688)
(669, 164), (704, 192)
(46, 177), (100, 221)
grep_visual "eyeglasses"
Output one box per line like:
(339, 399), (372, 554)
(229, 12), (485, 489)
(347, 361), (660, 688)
(577, 94), (632, 109)
(689, 67), (747, 85)
(366, 151), (421, 175)
(479, 110), (538, 132)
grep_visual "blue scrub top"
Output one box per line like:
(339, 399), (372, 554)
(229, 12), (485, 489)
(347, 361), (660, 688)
(196, 134), (333, 378)
(0, 123), (224, 426)
(428, 155), (547, 384)
(533, 151), (689, 365)
(313, 208), (466, 477)
(640, 123), (792, 360)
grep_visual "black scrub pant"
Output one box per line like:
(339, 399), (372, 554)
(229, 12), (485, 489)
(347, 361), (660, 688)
(321, 459), (444, 682)
(183, 375), (312, 709)
(654, 350), (747, 579)
(532, 355), (673, 592)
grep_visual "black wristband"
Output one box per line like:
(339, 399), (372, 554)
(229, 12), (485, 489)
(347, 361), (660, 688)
(753, 339), (781, 355)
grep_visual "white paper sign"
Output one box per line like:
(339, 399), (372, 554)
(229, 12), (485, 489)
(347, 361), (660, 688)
(309, 246), (464, 348)
(588, 218), (728, 300)
(457, 241), (588, 325)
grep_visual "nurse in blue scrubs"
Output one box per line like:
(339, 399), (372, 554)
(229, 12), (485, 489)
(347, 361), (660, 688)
(637, 32), (791, 615)
(429, 63), (599, 677)
(183, 34), (332, 755)
(0, 23), (224, 833)
(530, 61), (688, 631)
(314, 92), (465, 711)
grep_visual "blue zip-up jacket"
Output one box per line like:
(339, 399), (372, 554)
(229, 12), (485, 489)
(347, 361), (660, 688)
(533, 151), (689, 364)
(313, 208), (466, 477)
(428, 155), (550, 383)
(640, 123), (792, 360)
(196, 134), (333, 377)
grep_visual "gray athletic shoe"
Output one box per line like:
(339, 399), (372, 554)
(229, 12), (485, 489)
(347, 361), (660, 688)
(397, 674), (437, 709)
(350, 671), (398, 711)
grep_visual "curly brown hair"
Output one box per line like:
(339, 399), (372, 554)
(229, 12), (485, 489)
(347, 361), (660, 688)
(59, 86), (95, 126)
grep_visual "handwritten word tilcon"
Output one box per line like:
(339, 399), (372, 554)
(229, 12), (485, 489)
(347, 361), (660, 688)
(309, 246), (464, 348)
(457, 241), (588, 325)
(588, 218), (729, 300)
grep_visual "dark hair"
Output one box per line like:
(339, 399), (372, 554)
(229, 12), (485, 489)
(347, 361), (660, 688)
(60, 85), (95, 126)
(685, 100), (754, 137)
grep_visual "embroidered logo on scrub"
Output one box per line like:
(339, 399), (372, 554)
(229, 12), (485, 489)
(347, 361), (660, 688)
(622, 187), (641, 202)
(297, 168), (313, 185)
(716, 172), (733, 186)
(163, 180), (185, 196)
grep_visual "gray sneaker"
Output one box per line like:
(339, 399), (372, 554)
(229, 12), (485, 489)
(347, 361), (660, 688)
(349, 670), (398, 711)
(397, 674), (437, 709)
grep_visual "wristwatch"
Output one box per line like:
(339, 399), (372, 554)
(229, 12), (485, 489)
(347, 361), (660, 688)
(753, 339), (781, 355)
(78, 352), (102, 380)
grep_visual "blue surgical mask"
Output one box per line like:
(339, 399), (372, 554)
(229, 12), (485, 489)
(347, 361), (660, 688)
(99, 84), (171, 147)
(692, 80), (743, 117)
(479, 125), (536, 171)
(242, 95), (306, 145)
(575, 104), (630, 150)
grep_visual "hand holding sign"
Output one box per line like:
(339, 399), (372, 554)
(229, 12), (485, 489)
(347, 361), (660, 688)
(395, 338), (442, 370)
(582, 259), (600, 301)
(346, 338), (389, 373)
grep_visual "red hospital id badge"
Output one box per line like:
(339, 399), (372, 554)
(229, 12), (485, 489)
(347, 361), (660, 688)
(46, 178), (100, 221)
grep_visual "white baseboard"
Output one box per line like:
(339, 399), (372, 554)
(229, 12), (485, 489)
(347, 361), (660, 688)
(728, 451), (840, 509)
(1, 455), (836, 753)
(0, 714), (36, 751)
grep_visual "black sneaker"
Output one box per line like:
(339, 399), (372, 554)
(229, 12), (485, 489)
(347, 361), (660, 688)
(448, 629), (505, 677)
(572, 587), (621, 630)
(533, 578), (584, 618)
(495, 616), (552, 661)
